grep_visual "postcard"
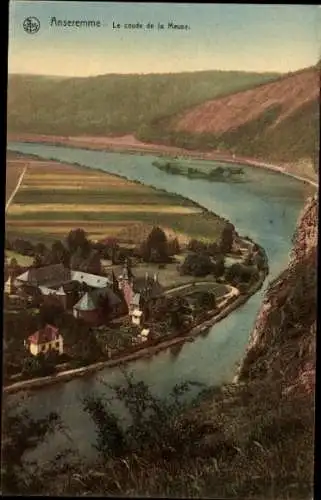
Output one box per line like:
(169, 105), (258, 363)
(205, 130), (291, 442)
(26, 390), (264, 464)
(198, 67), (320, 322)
(3, 1), (319, 497)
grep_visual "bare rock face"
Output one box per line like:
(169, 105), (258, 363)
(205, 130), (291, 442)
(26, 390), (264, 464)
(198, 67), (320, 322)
(236, 194), (318, 394)
(174, 68), (319, 136)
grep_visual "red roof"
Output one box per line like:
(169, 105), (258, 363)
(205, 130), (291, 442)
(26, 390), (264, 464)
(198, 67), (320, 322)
(28, 324), (60, 345)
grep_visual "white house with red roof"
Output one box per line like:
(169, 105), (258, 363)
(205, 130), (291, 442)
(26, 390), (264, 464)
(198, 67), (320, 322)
(26, 324), (63, 356)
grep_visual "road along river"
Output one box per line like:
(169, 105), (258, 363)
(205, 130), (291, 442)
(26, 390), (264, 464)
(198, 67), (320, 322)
(6, 142), (312, 463)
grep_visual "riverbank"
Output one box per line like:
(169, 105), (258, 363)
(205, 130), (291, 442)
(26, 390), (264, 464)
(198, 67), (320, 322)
(7, 133), (318, 187)
(4, 249), (268, 395)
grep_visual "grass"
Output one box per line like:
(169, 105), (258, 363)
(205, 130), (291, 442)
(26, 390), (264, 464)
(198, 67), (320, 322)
(6, 157), (224, 244)
(14, 378), (313, 498)
(5, 250), (33, 266)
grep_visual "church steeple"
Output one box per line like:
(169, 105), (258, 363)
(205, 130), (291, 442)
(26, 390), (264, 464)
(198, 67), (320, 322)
(124, 258), (134, 280)
(122, 260), (129, 281)
(119, 258), (134, 290)
(111, 270), (119, 292)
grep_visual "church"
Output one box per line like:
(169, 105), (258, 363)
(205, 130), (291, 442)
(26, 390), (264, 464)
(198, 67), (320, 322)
(117, 260), (165, 326)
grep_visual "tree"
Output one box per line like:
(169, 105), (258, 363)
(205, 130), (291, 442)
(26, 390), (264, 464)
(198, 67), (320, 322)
(81, 250), (102, 275)
(66, 229), (91, 257)
(181, 253), (215, 277)
(196, 291), (216, 310)
(225, 263), (259, 286)
(70, 246), (84, 270)
(34, 242), (47, 256)
(207, 241), (220, 256)
(32, 254), (44, 268)
(1, 395), (60, 494)
(213, 256), (225, 278)
(168, 237), (181, 256)
(219, 222), (235, 254)
(22, 352), (56, 377)
(39, 297), (64, 325)
(81, 372), (210, 482)
(168, 296), (190, 331)
(12, 238), (34, 256)
(254, 253), (266, 271)
(50, 240), (70, 267)
(144, 226), (170, 263)
(187, 239), (207, 253)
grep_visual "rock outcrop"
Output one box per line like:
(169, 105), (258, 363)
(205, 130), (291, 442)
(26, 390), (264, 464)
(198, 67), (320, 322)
(236, 194), (318, 394)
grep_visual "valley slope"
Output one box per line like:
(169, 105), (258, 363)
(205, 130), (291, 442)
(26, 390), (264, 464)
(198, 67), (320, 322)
(144, 65), (320, 173)
(7, 65), (320, 180)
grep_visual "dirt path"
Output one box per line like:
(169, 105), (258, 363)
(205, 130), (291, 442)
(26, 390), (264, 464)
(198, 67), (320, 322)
(6, 164), (27, 213)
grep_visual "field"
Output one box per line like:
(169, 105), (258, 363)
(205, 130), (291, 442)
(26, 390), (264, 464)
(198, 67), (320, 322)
(6, 157), (224, 245)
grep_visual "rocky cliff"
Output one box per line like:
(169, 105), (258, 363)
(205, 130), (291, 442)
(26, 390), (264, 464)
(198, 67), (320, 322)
(237, 194), (318, 394)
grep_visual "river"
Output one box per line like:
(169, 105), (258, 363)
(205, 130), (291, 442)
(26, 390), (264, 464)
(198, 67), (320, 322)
(6, 141), (310, 463)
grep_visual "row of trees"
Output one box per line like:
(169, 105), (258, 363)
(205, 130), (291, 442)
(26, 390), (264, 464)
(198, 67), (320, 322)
(6, 226), (182, 272)
(6, 223), (233, 274)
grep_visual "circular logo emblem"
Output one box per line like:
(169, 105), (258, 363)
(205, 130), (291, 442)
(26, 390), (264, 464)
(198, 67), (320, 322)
(23, 17), (40, 34)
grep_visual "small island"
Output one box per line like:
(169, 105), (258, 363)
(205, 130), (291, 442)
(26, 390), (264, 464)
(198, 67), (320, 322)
(153, 158), (245, 182)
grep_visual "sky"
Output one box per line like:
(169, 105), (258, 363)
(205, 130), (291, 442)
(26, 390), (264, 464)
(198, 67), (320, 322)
(8, 1), (321, 77)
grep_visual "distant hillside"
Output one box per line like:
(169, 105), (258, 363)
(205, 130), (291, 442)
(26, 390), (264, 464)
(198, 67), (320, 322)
(7, 70), (280, 136)
(143, 65), (320, 164)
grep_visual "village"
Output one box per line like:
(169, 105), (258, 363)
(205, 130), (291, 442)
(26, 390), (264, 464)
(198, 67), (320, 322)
(3, 223), (267, 385)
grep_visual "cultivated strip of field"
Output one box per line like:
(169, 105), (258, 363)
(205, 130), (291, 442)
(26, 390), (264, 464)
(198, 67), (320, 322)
(15, 189), (193, 206)
(6, 157), (224, 244)
(8, 204), (201, 214)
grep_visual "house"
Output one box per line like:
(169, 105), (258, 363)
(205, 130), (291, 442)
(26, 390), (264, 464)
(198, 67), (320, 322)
(39, 285), (67, 309)
(15, 264), (112, 290)
(73, 292), (100, 324)
(16, 264), (71, 289)
(26, 324), (63, 356)
(73, 287), (122, 325)
(4, 264), (23, 296)
(4, 274), (17, 295)
(132, 308), (143, 326)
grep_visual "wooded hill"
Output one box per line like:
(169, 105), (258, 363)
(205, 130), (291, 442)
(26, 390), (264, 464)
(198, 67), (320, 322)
(143, 65), (320, 164)
(7, 70), (279, 136)
(7, 64), (319, 164)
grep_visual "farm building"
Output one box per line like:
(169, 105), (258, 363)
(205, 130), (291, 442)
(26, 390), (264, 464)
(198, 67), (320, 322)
(26, 323), (63, 356)
(14, 264), (113, 309)
(15, 264), (111, 289)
